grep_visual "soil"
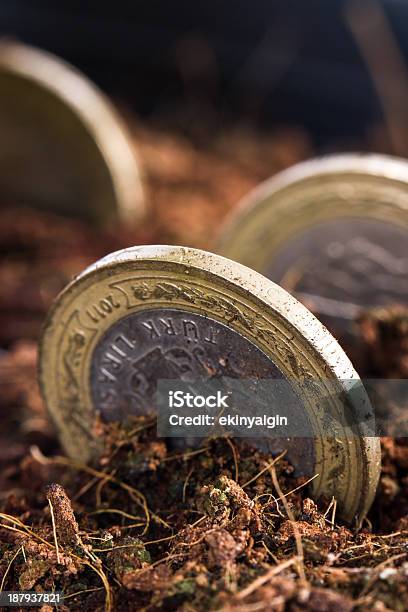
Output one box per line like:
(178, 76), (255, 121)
(0, 119), (407, 611)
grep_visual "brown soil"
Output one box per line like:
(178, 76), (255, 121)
(0, 120), (407, 611)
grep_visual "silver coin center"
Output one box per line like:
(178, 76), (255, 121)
(268, 217), (408, 330)
(90, 308), (315, 475)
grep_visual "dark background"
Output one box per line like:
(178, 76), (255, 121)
(1, 0), (406, 149)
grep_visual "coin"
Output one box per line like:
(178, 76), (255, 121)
(217, 154), (408, 348)
(0, 40), (144, 223)
(39, 245), (380, 523)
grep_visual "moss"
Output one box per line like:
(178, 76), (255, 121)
(198, 486), (230, 520)
(110, 536), (151, 582)
(176, 577), (197, 595)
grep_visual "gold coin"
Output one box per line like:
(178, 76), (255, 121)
(217, 154), (408, 343)
(0, 40), (144, 223)
(39, 245), (380, 523)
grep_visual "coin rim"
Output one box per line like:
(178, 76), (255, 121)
(216, 153), (408, 272)
(39, 245), (381, 523)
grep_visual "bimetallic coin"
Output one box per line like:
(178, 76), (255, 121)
(0, 40), (144, 223)
(39, 245), (380, 523)
(217, 154), (408, 346)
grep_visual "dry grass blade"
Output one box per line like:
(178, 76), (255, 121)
(269, 465), (307, 584)
(160, 446), (210, 463)
(182, 467), (194, 503)
(0, 546), (23, 592)
(242, 450), (287, 488)
(88, 508), (144, 521)
(63, 587), (104, 601)
(235, 557), (297, 600)
(48, 498), (61, 564)
(278, 473), (319, 499)
(224, 436), (239, 482)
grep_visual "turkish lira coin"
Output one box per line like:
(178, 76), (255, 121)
(39, 245), (380, 522)
(0, 40), (144, 223)
(217, 154), (408, 349)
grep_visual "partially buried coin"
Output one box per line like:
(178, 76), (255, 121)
(0, 40), (144, 224)
(39, 245), (380, 523)
(217, 154), (408, 351)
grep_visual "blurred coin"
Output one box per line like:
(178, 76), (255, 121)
(0, 40), (144, 223)
(39, 245), (380, 522)
(217, 154), (408, 349)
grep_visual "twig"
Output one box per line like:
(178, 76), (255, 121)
(1, 514), (52, 548)
(92, 534), (180, 552)
(118, 522), (146, 531)
(269, 465), (307, 584)
(160, 446), (210, 463)
(182, 467), (194, 504)
(95, 473), (114, 508)
(88, 508), (144, 522)
(261, 540), (279, 564)
(0, 546), (23, 592)
(48, 499), (61, 564)
(178, 528), (218, 547)
(242, 451), (287, 488)
(235, 557), (297, 600)
(279, 474), (320, 500)
(323, 496), (338, 530)
(63, 587), (104, 600)
(143, 534), (178, 546)
(190, 515), (207, 528)
(72, 475), (100, 501)
(126, 417), (157, 438)
(224, 437), (239, 483)
(128, 552), (187, 577)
